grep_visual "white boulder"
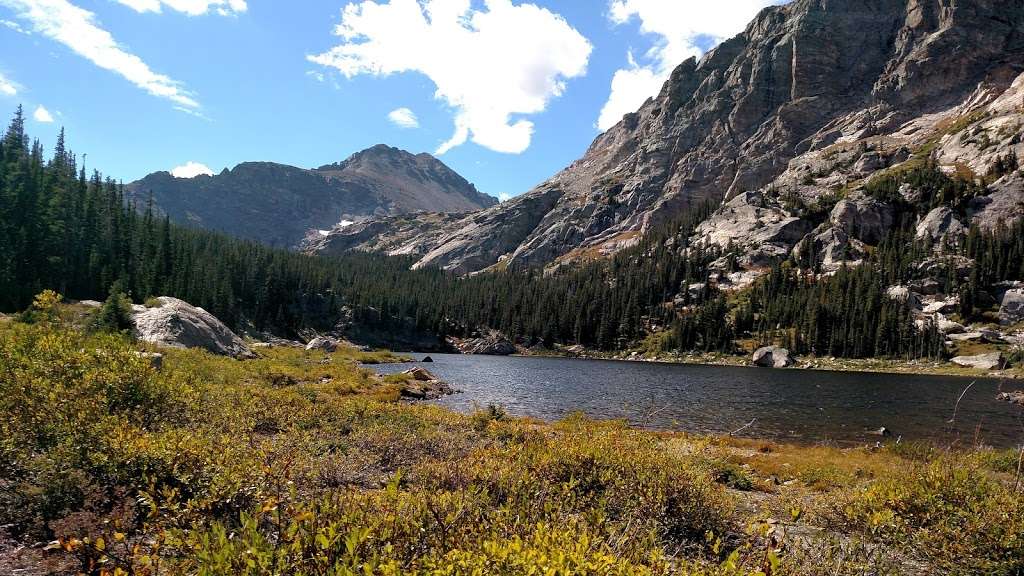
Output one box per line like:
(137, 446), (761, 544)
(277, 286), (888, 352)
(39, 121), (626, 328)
(753, 346), (794, 368)
(133, 297), (254, 359)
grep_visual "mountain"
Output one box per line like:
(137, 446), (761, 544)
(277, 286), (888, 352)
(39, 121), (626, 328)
(310, 0), (1024, 274)
(126, 144), (496, 248)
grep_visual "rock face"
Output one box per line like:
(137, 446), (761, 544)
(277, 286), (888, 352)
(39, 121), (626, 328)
(309, 0), (1024, 275)
(951, 352), (1006, 370)
(916, 207), (964, 242)
(753, 346), (793, 368)
(133, 297), (254, 359)
(449, 332), (517, 356)
(695, 192), (812, 267)
(127, 145), (496, 249)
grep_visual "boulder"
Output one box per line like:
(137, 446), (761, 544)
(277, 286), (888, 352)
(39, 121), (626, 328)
(829, 193), (894, 245)
(305, 336), (339, 353)
(398, 368), (454, 400)
(910, 279), (940, 296)
(915, 207), (965, 242)
(948, 330), (1003, 343)
(936, 315), (966, 335)
(885, 286), (921, 309)
(132, 297), (254, 359)
(999, 288), (1024, 325)
(951, 352), (1005, 370)
(135, 351), (164, 371)
(421, 356), (434, 363)
(922, 297), (958, 314)
(753, 346), (793, 368)
(948, 331), (984, 342)
(996, 391), (1024, 406)
(403, 367), (436, 382)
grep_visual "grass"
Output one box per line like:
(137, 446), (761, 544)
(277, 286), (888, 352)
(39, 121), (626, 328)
(1, 309), (1023, 575)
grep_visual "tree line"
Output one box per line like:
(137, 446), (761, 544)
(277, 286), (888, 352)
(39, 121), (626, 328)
(3, 107), (1021, 359)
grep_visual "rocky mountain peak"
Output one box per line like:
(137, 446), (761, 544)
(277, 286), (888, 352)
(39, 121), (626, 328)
(310, 0), (1024, 275)
(126, 144), (495, 248)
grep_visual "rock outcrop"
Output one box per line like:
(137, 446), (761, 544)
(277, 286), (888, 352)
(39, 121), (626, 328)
(999, 288), (1024, 325)
(753, 346), (794, 368)
(127, 145), (496, 249)
(133, 297), (254, 359)
(951, 352), (1006, 370)
(449, 332), (517, 356)
(305, 336), (339, 353)
(397, 367), (454, 400)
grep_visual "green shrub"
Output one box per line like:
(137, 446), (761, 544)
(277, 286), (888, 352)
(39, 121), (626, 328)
(90, 290), (135, 334)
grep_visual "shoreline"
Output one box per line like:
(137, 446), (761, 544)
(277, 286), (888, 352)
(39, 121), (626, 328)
(394, 348), (1024, 380)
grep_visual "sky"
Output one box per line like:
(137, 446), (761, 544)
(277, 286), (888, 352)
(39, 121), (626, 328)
(0, 0), (785, 201)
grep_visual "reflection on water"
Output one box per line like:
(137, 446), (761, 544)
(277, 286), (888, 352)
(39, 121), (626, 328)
(372, 354), (1024, 447)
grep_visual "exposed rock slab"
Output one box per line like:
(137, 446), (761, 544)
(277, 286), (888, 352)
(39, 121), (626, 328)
(449, 332), (517, 356)
(951, 352), (1005, 370)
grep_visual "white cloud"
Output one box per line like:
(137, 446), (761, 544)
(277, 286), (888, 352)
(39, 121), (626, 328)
(113, 0), (246, 16)
(1, 18), (29, 32)
(598, 0), (783, 130)
(170, 160), (214, 178)
(309, 0), (592, 155)
(0, 71), (18, 96)
(498, 192), (511, 202)
(387, 107), (418, 129)
(32, 104), (54, 122)
(306, 70), (325, 82)
(0, 0), (200, 109)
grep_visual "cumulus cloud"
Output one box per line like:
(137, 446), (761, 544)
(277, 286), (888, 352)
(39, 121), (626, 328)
(497, 192), (512, 202)
(598, 0), (783, 130)
(32, 104), (54, 122)
(0, 0), (200, 109)
(113, 0), (246, 16)
(387, 107), (418, 129)
(309, 0), (592, 155)
(0, 71), (18, 96)
(170, 160), (214, 178)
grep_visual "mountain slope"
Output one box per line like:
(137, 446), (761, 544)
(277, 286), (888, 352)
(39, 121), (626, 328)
(311, 0), (1024, 274)
(126, 145), (496, 248)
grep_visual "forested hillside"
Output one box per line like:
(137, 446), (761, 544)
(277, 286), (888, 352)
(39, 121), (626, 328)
(3, 106), (1023, 361)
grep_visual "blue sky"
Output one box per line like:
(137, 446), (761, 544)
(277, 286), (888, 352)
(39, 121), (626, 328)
(0, 0), (782, 200)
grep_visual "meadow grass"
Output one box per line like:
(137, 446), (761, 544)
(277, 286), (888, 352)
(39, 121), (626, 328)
(1, 316), (1022, 575)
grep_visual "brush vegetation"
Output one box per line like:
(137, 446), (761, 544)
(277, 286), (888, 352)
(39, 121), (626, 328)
(1, 303), (1022, 575)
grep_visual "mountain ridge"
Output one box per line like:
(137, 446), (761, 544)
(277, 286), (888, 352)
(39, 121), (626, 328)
(126, 145), (496, 248)
(310, 0), (1024, 275)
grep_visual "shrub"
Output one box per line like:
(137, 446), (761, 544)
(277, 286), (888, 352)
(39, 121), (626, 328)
(833, 455), (1024, 573)
(90, 290), (135, 334)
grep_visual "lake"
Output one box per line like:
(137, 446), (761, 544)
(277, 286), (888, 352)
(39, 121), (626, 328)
(372, 354), (1024, 448)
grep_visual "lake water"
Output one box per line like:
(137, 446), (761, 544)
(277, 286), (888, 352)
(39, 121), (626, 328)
(372, 354), (1024, 448)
